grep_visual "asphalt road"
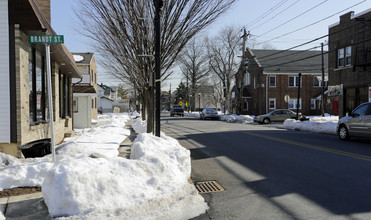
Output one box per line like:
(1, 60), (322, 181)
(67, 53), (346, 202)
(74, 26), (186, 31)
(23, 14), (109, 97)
(161, 114), (371, 220)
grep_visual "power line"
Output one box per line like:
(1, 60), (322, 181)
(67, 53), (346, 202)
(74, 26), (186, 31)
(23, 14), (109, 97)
(245, 0), (289, 28)
(256, 19), (370, 61)
(257, 0), (329, 37)
(261, 36), (371, 69)
(257, 0), (367, 46)
(249, 0), (301, 31)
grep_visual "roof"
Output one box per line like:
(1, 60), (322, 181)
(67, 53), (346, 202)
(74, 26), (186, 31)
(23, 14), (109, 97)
(249, 49), (328, 74)
(72, 53), (94, 65)
(8, 0), (82, 79)
(98, 84), (114, 92)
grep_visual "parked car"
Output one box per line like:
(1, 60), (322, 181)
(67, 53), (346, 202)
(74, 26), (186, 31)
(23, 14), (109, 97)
(170, 105), (184, 117)
(254, 109), (300, 124)
(337, 102), (371, 140)
(200, 108), (219, 120)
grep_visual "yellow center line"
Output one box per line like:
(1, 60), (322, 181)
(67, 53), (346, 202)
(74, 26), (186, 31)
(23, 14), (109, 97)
(243, 132), (371, 162)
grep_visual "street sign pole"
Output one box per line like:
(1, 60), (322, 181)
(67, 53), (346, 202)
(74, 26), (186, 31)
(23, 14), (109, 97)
(29, 35), (63, 163)
(45, 43), (56, 163)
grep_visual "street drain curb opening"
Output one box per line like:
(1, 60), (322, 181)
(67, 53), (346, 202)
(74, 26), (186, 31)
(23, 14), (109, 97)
(194, 181), (225, 194)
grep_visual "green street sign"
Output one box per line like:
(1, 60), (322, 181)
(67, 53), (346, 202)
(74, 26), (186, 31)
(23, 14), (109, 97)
(29, 35), (64, 44)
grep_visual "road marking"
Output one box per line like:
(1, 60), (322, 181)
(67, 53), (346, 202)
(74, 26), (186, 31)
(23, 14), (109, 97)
(243, 132), (371, 162)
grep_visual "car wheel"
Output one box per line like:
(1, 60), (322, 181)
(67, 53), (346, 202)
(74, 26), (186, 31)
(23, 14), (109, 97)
(338, 125), (350, 140)
(263, 118), (270, 124)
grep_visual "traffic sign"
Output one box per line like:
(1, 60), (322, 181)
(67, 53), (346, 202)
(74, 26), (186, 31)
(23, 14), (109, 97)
(29, 35), (64, 44)
(179, 101), (183, 106)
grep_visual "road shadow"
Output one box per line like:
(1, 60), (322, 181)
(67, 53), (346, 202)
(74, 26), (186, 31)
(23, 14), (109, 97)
(180, 128), (371, 217)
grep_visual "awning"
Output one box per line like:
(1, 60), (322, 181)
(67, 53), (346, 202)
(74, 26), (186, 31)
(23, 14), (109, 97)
(9, 0), (82, 79)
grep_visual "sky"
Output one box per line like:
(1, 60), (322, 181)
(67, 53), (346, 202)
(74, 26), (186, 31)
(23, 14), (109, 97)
(50, 0), (371, 91)
(0, 112), (338, 219)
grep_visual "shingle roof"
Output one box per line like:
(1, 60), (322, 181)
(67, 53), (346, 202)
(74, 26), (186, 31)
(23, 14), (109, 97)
(250, 49), (328, 74)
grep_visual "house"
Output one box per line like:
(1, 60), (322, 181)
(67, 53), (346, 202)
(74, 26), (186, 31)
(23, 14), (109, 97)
(233, 48), (327, 116)
(72, 53), (98, 129)
(328, 10), (371, 117)
(97, 84), (115, 113)
(195, 85), (217, 110)
(0, 0), (82, 156)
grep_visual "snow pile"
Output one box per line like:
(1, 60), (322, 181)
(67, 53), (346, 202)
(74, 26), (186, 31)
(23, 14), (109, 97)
(220, 114), (254, 124)
(283, 115), (339, 135)
(0, 112), (207, 219)
(42, 132), (207, 219)
(132, 118), (147, 134)
(184, 112), (201, 118)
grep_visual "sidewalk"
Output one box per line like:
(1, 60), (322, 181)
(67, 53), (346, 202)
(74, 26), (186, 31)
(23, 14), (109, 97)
(0, 121), (137, 219)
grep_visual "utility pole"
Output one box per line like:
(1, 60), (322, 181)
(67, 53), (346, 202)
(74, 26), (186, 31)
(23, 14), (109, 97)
(321, 42), (325, 117)
(238, 28), (249, 115)
(154, 0), (163, 137)
(296, 73), (302, 120)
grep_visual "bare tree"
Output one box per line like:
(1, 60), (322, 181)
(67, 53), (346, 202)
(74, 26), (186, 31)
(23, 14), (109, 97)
(76, 0), (235, 132)
(178, 38), (210, 111)
(207, 26), (241, 113)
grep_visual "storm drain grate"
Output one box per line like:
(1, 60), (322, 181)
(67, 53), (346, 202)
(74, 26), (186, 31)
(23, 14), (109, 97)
(194, 181), (225, 194)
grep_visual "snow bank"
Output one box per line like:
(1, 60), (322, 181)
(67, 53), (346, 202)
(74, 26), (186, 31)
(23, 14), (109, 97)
(283, 116), (339, 135)
(0, 113), (130, 193)
(42, 133), (207, 220)
(132, 118), (147, 134)
(220, 114), (254, 124)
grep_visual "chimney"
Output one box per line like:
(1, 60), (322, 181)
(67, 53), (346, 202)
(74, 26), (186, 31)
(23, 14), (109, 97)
(339, 11), (354, 23)
(34, 0), (51, 23)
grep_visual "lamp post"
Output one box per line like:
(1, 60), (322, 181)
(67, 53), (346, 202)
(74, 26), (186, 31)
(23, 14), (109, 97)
(154, 0), (163, 137)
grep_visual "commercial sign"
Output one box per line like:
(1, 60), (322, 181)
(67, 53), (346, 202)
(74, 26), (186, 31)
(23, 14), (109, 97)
(29, 35), (64, 44)
(328, 85), (343, 97)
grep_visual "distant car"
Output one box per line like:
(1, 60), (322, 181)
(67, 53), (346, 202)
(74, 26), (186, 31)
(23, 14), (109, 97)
(170, 105), (184, 117)
(254, 109), (300, 124)
(200, 108), (219, 120)
(337, 102), (371, 140)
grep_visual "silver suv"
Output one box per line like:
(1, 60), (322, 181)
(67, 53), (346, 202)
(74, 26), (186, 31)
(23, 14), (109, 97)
(337, 102), (371, 140)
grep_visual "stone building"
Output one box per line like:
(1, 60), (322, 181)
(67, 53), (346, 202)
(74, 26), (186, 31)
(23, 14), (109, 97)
(328, 9), (371, 116)
(0, 0), (82, 156)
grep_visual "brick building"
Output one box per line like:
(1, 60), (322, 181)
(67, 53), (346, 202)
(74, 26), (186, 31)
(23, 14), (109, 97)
(233, 48), (327, 116)
(0, 0), (82, 156)
(328, 10), (371, 117)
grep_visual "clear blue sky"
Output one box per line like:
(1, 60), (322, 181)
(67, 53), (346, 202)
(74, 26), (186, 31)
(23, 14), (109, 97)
(51, 0), (371, 89)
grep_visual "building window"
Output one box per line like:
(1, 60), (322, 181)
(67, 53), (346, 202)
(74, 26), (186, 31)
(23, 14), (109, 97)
(269, 98), (276, 109)
(345, 46), (351, 66)
(288, 76), (301, 87)
(314, 77), (327, 87)
(288, 99), (302, 109)
(338, 47), (352, 67)
(243, 101), (248, 110)
(311, 99), (316, 110)
(338, 48), (344, 67)
(59, 74), (70, 118)
(29, 48), (48, 125)
(73, 98), (78, 113)
(269, 76), (276, 87)
(244, 73), (250, 85)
